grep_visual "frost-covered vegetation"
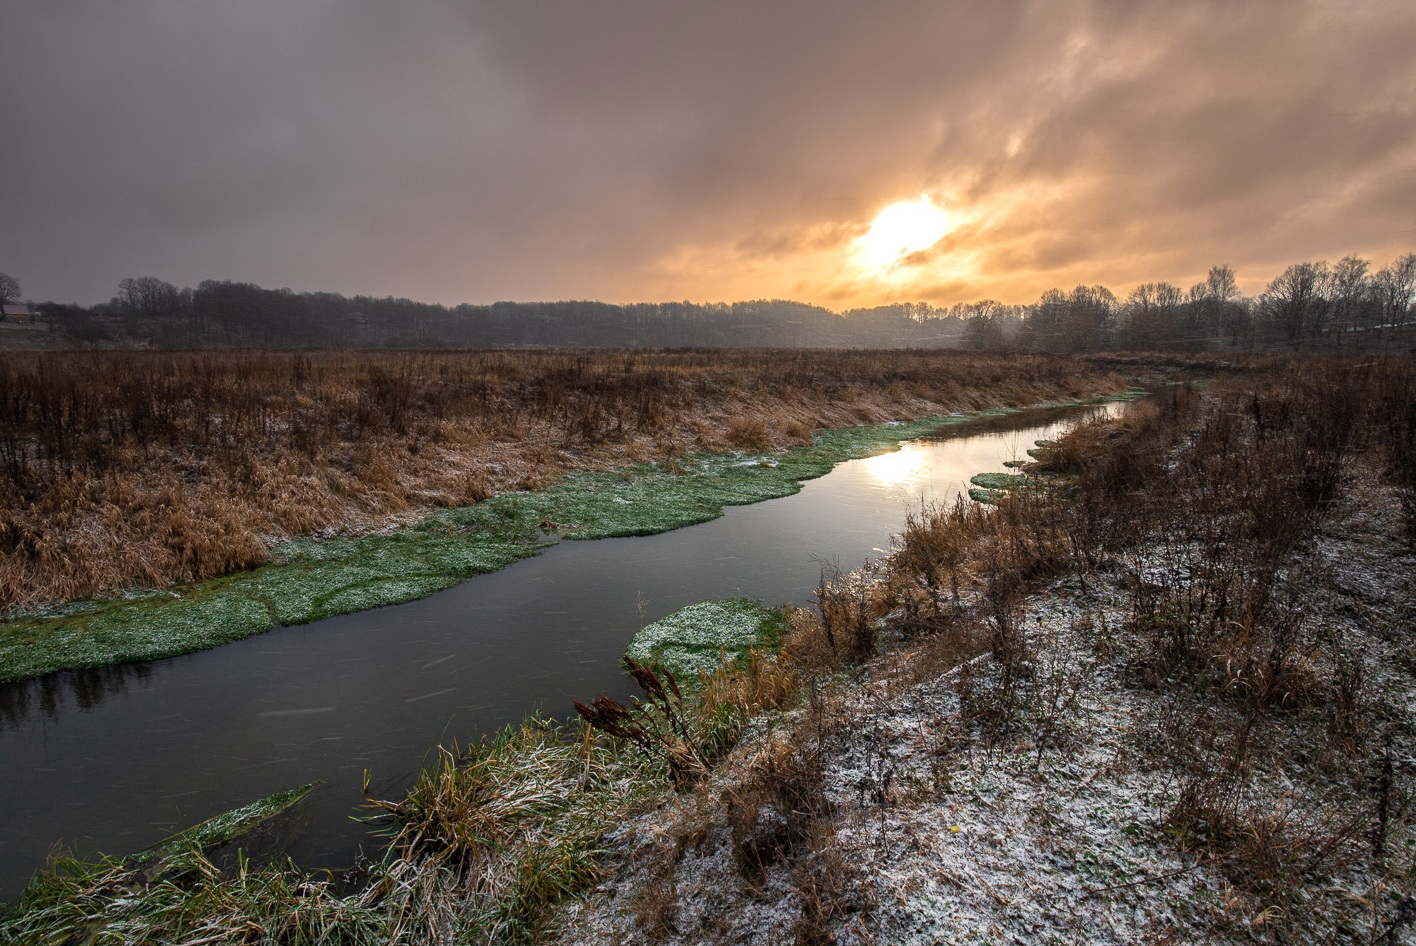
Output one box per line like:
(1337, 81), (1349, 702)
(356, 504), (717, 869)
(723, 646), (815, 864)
(554, 354), (1416, 944)
(626, 599), (785, 679)
(9, 354), (1411, 944)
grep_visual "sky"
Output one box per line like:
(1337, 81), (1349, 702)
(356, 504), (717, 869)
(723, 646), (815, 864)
(3, 0), (1414, 310)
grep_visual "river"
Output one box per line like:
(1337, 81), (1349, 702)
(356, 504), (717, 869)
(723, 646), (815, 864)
(0, 401), (1126, 900)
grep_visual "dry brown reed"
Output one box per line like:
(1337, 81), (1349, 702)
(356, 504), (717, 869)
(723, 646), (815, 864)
(0, 348), (1137, 611)
(574, 658), (713, 789)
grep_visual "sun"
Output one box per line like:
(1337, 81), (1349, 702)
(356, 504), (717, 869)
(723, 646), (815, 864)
(856, 199), (955, 268)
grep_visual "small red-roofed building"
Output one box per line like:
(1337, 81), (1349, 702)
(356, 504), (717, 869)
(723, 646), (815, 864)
(0, 305), (48, 332)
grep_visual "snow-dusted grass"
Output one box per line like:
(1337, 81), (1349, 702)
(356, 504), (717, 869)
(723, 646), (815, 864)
(820, 592), (1222, 945)
(625, 599), (784, 680)
(551, 361), (1416, 945)
(968, 471), (1035, 491)
(554, 501), (1416, 944)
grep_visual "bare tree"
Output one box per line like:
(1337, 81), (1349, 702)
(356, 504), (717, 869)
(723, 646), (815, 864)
(1330, 255), (1373, 341)
(1062, 285), (1117, 352)
(1373, 253), (1416, 335)
(1020, 286), (1117, 353)
(962, 314), (1007, 352)
(1021, 288), (1069, 352)
(118, 276), (184, 319)
(1186, 264), (1251, 347)
(0, 272), (20, 307)
(1205, 264), (1239, 303)
(1121, 282), (1183, 350)
(1260, 261), (1332, 349)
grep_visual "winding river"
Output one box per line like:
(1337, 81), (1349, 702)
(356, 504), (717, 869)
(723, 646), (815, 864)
(0, 401), (1126, 900)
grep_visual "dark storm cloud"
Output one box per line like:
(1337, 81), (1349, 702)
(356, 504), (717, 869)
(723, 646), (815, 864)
(1, 0), (1413, 307)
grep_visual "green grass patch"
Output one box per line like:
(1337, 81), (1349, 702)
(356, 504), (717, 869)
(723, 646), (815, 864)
(625, 598), (786, 680)
(969, 472), (1036, 491)
(0, 532), (543, 683)
(142, 782), (317, 862)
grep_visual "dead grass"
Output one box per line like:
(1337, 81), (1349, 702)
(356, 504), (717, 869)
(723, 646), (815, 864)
(0, 348), (1140, 611)
(579, 352), (1416, 943)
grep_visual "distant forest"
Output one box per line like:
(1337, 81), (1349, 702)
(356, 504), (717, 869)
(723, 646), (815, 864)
(6, 251), (1413, 352)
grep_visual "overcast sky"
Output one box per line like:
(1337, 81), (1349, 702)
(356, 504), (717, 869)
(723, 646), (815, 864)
(3, 0), (1414, 309)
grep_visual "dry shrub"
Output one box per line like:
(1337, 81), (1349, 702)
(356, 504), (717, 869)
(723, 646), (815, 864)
(879, 615), (987, 695)
(697, 645), (800, 757)
(1094, 363), (1406, 716)
(781, 419), (815, 443)
(1160, 707), (1371, 930)
(814, 566), (881, 664)
(459, 472), (495, 504)
(1029, 411), (1136, 476)
(629, 855), (680, 942)
(791, 819), (870, 946)
(1386, 385), (1416, 550)
(886, 497), (986, 625)
(776, 607), (838, 676)
(726, 734), (830, 884)
(724, 416), (772, 451)
(1139, 601), (1400, 939)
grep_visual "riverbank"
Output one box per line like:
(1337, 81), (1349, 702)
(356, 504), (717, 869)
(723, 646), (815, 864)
(5, 355), (1411, 943)
(550, 356), (1416, 945)
(0, 349), (1139, 616)
(0, 353), (1147, 683)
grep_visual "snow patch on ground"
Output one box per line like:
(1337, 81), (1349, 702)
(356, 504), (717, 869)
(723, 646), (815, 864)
(553, 481), (1416, 946)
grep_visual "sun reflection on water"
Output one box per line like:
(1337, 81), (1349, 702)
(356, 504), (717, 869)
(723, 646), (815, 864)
(861, 445), (928, 487)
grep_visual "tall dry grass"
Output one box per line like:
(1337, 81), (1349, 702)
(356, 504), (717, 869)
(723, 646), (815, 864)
(0, 348), (1136, 611)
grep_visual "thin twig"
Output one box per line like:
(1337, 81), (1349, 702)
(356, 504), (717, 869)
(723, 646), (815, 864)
(1084, 854), (1220, 894)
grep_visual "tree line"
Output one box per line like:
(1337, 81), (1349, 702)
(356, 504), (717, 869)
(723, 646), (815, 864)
(982, 254), (1416, 353)
(4, 250), (1412, 351)
(26, 282), (970, 350)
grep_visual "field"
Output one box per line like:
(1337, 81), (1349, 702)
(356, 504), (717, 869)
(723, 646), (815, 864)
(6, 353), (1412, 944)
(7, 351), (1411, 944)
(0, 348), (1132, 614)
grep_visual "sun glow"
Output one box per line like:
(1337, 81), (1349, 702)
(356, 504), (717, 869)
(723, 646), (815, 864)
(856, 199), (955, 268)
(861, 444), (928, 487)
